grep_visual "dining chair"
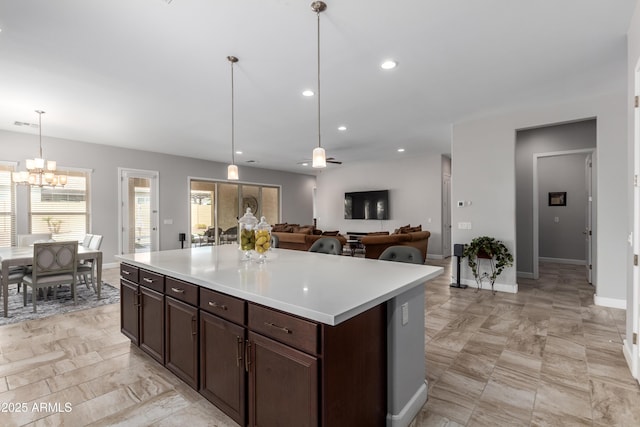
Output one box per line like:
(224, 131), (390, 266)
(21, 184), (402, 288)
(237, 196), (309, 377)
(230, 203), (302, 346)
(308, 237), (342, 255)
(22, 241), (78, 313)
(378, 246), (424, 265)
(77, 234), (102, 291)
(0, 267), (25, 296)
(17, 233), (53, 247)
(81, 233), (94, 247)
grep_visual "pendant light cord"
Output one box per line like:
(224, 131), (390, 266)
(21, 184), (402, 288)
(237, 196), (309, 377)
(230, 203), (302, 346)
(230, 59), (235, 166)
(316, 9), (321, 150)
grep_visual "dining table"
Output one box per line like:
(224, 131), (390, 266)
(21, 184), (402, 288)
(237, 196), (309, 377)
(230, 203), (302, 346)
(0, 245), (103, 318)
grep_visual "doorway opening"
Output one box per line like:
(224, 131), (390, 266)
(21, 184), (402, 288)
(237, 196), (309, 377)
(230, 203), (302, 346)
(532, 149), (596, 284)
(118, 168), (159, 254)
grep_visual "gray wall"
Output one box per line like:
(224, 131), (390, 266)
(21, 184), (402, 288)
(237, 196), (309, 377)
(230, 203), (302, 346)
(452, 91), (626, 301)
(315, 154), (446, 258)
(1, 129), (316, 265)
(515, 119), (596, 273)
(538, 154), (589, 261)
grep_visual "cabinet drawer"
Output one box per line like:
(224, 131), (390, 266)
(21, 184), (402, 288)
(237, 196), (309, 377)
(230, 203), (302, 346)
(120, 263), (139, 283)
(200, 288), (245, 325)
(248, 304), (318, 355)
(140, 269), (165, 292)
(166, 277), (198, 306)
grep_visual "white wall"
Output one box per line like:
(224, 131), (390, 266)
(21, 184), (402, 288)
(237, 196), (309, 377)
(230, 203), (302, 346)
(0, 129), (316, 265)
(315, 154), (445, 257)
(452, 91), (627, 299)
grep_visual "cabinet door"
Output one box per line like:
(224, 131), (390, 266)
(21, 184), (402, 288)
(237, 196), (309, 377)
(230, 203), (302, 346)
(120, 279), (139, 345)
(165, 297), (199, 389)
(248, 332), (318, 427)
(140, 286), (164, 364)
(200, 311), (246, 426)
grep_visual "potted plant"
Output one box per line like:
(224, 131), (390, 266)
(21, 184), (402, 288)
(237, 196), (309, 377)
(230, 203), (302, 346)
(463, 236), (513, 293)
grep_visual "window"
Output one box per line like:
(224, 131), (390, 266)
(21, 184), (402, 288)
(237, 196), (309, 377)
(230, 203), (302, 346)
(30, 170), (90, 241)
(0, 163), (17, 247)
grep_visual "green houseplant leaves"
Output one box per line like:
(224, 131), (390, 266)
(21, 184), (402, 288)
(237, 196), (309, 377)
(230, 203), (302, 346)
(463, 236), (514, 285)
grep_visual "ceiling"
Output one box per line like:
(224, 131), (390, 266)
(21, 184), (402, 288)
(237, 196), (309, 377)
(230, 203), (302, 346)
(0, 0), (636, 174)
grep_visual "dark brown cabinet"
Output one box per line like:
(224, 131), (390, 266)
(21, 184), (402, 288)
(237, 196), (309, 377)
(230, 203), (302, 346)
(200, 310), (246, 425)
(165, 296), (199, 390)
(120, 262), (386, 427)
(139, 286), (164, 364)
(120, 278), (139, 345)
(248, 331), (318, 427)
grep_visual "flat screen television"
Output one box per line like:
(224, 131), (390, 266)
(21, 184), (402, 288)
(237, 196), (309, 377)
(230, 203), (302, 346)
(344, 190), (390, 220)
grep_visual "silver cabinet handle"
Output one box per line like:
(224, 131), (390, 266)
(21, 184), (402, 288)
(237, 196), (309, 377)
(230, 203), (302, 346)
(171, 287), (184, 293)
(208, 301), (227, 310)
(264, 322), (292, 334)
(122, 270), (130, 275)
(142, 277), (154, 283)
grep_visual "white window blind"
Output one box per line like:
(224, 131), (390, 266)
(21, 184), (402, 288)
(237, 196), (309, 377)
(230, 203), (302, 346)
(0, 163), (16, 247)
(30, 170), (90, 241)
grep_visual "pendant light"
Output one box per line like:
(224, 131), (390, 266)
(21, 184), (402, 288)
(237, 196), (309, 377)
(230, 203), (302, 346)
(311, 1), (327, 168)
(227, 55), (239, 180)
(12, 110), (67, 187)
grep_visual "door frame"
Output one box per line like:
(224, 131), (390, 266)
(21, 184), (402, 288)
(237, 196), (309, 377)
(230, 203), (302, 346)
(118, 168), (159, 254)
(442, 173), (452, 257)
(532, 148), (596, 282)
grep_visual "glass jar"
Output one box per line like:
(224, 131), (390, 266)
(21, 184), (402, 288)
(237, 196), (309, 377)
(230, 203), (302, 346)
(238, 207), (258, 261)
(254, 216), (272, 263)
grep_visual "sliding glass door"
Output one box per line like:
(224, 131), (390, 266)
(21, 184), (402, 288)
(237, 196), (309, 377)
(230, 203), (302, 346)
(189, 179), (280, 246)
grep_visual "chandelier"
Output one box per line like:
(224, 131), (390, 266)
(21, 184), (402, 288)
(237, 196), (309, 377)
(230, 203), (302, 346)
(12, 110), (67, 187)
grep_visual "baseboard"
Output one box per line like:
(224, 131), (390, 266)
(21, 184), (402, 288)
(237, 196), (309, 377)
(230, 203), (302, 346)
(386, 380), (427, 427)
(426, 253), (444, 260)
(539, 257), (586, 265)
(517, 271), (534, 279)
(460, 278), (518, 294)
(594, 294), (626, 309)
(623, 339), (637, 379)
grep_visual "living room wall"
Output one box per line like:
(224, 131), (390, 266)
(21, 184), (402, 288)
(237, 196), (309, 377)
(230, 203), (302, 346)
(314, 154), (447, 258)
(452, 90), (627, 301)
(0, 129), (316, 264)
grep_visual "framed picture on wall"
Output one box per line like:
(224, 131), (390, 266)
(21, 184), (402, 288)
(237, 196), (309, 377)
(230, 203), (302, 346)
(548, 191), (566, 206)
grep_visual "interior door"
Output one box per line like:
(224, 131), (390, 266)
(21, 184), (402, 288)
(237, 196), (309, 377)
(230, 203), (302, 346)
(585, 154), (593, 284)
(119, 168), (159, 254)
(442, 174), (452, 257)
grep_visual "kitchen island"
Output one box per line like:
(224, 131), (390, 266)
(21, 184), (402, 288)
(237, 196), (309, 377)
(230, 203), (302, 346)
(117, 245), (442, 427)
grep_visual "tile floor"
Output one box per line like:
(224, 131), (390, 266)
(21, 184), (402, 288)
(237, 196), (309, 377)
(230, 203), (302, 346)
(0, 260), (638, 426)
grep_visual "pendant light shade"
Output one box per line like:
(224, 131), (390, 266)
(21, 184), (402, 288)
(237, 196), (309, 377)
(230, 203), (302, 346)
(312, 146), (326, 168)
(227, 164), (239, 180)
(227, 55), (239, 180)
(311, 1), (327, 169)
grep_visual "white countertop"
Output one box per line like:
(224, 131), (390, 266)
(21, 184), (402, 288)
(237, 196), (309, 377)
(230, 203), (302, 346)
(117, 245), (443, 326)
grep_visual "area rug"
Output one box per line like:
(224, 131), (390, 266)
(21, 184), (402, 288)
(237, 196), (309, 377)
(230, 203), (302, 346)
(0, 282), (120, 326)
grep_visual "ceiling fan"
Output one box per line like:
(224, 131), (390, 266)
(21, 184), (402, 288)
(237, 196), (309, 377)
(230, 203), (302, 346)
(297, 157), (342, 165)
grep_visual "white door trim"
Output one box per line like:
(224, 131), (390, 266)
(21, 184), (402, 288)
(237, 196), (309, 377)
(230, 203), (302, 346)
(118, 168), (159, 254)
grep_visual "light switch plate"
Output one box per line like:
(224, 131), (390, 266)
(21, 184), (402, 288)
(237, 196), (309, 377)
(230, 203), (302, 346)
(401, 303), (409, 325)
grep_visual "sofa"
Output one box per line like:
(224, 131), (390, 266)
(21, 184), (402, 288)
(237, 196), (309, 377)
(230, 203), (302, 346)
(271, 223), (347, 252)
(360, 228), (430, 261)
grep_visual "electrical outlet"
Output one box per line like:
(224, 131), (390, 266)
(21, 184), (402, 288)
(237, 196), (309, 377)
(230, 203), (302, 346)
(401, 303), (409, 325)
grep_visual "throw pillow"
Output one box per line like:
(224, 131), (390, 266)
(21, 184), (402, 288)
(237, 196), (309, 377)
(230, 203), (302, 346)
(322, 230), (339, 236)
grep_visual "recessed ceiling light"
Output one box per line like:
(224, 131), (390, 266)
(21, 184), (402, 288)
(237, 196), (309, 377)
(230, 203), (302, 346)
(338, 126), (347, 131)
(397, 148), (405, 152)
(381, 60), (397, 70)
(302, 90), (314, 97)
